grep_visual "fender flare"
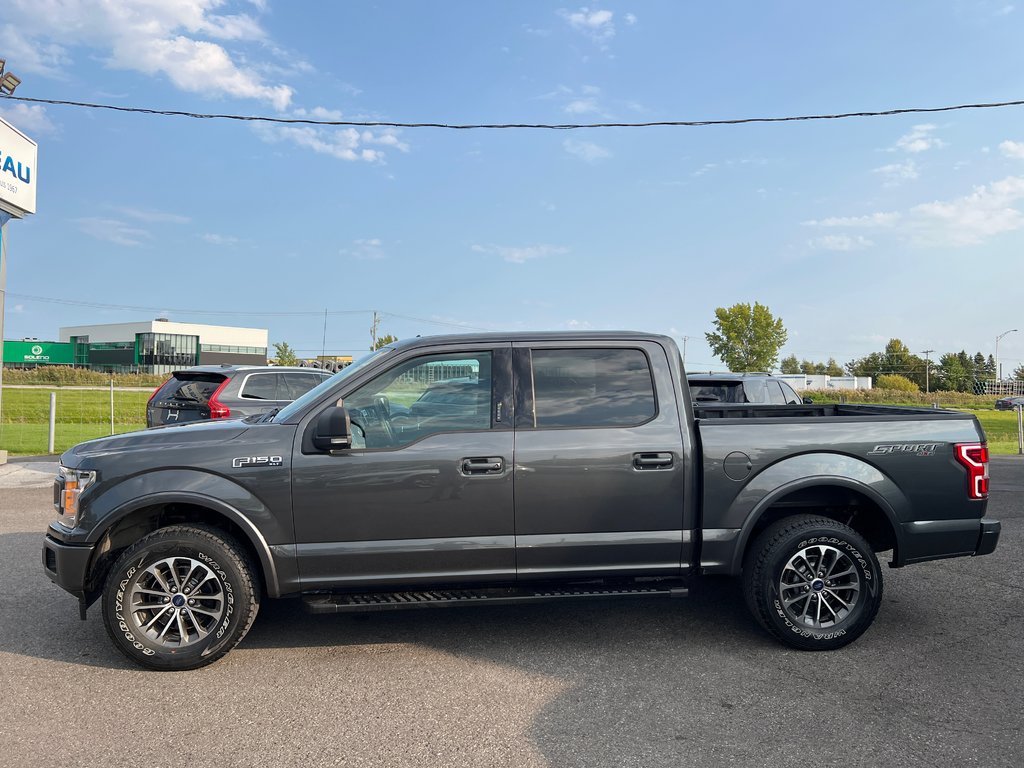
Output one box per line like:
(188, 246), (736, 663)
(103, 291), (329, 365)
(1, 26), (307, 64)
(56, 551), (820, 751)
(92, 490), (283, 598)
(728, 473), (906, 575)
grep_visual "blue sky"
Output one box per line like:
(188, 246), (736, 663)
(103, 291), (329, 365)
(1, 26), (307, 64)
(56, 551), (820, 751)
(1, 0), (1023, 372)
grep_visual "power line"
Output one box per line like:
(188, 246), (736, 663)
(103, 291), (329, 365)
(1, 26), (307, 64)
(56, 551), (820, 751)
(6, 291), (491, 331)
(3, 94), (1024, 130)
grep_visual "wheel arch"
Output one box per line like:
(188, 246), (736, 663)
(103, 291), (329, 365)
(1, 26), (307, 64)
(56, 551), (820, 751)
(731, 477), (903, 575)
(85, 493), (281, 601)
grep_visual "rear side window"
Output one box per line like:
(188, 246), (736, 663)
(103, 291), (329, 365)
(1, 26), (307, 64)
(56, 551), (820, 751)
(529, 348), (656, 428)
(240, 373), (280, 400)
(281, 372), (327, 400)
(153, 373), (225, 403)
(767, 380), (787, 404)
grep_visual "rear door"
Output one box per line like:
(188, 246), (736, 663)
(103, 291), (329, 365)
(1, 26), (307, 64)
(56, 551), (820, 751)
(147, 372), (226, 426)
(512, 340), (689, 580)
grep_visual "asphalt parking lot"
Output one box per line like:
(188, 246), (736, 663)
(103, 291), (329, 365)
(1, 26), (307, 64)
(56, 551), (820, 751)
(1, 458), (1021, 768)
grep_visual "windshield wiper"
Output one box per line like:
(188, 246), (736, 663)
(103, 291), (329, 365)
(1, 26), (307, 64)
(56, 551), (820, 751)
(259, 408), (281, 424)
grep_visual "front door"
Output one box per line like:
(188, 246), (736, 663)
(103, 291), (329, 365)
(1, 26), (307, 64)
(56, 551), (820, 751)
(291, 344), (515, 589)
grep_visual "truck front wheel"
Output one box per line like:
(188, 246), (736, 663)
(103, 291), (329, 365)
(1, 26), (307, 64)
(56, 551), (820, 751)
(101, 524), (260, 670)
(743, 515), (882, 650)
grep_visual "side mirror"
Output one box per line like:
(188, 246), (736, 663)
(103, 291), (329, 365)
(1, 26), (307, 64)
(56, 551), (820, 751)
(803, 397), (814, 405)
(313, 406), (352, 451)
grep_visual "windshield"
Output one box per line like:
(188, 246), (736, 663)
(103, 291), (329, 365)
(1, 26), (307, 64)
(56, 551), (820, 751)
(270, 348), (392, 423)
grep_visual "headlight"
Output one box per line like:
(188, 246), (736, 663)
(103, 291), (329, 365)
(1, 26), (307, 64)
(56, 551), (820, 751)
(55, 467), (98, 528)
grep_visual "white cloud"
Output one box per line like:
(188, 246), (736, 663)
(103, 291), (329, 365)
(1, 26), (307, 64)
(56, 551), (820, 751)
(0, 24), (69, 77)
(873, 159), (918, 186)
(565, 98), (600, 114)
(691, 163), (718, 177)
(2, 0), (292, 108)
(566, 319), (594, 329)
(910, 176), (1024, 246)
(892, 124), (946, 153)
(1000, 140), (1024, 159)
(201, 233), (239, 246)
(624, 13), (638, 25)
(806, 176), (1024, 248)
(808, 234), (875, 251)
(76, 217), (151, 247)
(254, 117), (408, 162)
(0, 103), (57, 134)
(803, 212), (902, 228)
(559, 7), (617, 45)
(996, 4), (1015, 15)
(472, 243), (569, 264)
(341, 238), (386, 260)
(115, 206), (190, 223)
(563, 138), (611, 163)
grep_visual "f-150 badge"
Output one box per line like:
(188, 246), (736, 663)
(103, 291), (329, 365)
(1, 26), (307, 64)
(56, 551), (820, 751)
(232, 456), (284, 468)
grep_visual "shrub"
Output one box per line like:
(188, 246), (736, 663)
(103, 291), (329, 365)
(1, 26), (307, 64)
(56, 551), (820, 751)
(874, 374), (919, 392)
(2, 367), (165, 387)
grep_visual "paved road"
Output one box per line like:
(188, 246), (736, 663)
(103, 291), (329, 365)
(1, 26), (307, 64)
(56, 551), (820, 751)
(1, 459), (1021, 767)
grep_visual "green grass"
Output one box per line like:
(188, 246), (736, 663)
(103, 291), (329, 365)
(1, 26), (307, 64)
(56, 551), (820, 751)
(1, 387), (150, 455)
(3, 386), (1020, 457)
(954, 409), (1022, 455)
(0, 422), (147, 455)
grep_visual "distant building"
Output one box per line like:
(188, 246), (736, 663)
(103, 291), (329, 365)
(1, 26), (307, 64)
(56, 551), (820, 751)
(2, 319), (268, 375)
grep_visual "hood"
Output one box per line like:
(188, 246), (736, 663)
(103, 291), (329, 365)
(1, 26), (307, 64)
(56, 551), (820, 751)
(63, 419), (250, 462)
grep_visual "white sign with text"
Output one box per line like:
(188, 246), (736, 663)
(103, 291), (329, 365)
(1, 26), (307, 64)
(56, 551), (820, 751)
(0, 116), (37, 217)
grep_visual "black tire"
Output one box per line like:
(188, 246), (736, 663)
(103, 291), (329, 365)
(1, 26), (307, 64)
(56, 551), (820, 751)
(101, 524), (260, 670)
(742, 515), (882, 651)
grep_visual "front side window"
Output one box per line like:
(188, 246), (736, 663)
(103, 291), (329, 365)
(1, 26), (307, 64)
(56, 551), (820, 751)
(343, 351), (493, 448)
(529, 348), (656, 428)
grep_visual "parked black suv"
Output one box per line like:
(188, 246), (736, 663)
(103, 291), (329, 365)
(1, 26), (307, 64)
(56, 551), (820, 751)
(687, 372), (806, 405)
(146, 365), (331, 427)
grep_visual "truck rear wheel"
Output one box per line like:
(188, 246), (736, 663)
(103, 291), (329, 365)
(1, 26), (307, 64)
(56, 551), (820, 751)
(101, 524), (260, 670)
(743, 515), (882, 650)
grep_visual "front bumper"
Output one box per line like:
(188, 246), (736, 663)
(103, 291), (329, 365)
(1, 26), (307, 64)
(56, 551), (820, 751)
(42, 534), (95, 598)
(895, 517), (1001, 566)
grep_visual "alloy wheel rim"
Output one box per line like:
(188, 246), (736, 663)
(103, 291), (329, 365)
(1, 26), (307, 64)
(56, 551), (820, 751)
(778, 544), (860, 629)
(128, 556), (225, 648)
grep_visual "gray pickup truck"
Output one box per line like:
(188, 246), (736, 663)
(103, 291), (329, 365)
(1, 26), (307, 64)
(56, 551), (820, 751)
(43, 332), (1000, 670)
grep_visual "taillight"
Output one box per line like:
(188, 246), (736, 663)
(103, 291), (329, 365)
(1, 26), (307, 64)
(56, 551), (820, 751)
(148, 377), (171, 407)
(954, 442), (989, 500)
(207, 378), (231, 419)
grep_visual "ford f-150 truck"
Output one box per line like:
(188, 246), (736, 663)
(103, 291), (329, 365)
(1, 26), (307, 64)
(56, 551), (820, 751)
(42, 332), (1001, 670)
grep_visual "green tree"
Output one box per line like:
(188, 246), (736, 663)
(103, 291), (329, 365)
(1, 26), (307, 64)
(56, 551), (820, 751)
(705, 302), (788, 372)
(779, 354), (800, 374)
(937, 352), (971, 392)
(1014, 363), (1024, 381)
(273, 341), (299, 366)
(372, 333), (398, 351)
(846, 338), (926, 388)
(825, 358), (844, 377)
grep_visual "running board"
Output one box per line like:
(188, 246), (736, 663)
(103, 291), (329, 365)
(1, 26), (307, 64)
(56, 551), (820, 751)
(302, 584), (689, 614)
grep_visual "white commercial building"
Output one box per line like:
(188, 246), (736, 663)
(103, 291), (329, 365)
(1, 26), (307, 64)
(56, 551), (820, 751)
(58, 319), (268, 374)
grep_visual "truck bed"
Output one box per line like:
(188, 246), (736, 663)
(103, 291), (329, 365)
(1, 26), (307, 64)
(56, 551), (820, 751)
(693, 403), (969, 420)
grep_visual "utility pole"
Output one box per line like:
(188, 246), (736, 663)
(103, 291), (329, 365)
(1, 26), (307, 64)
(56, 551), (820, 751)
(921, 349), (934, 394)
(680, 335), (692, 365)
(370, 311), (380, 350)
(320, 308), (328, 361)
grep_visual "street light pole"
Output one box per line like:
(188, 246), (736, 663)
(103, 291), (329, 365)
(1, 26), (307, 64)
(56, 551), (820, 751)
(921, 349), (934, 394)
(995, 329), (1018, 383)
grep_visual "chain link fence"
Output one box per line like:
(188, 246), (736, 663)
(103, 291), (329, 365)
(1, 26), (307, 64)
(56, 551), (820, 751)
(0, 384), (150, 455)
